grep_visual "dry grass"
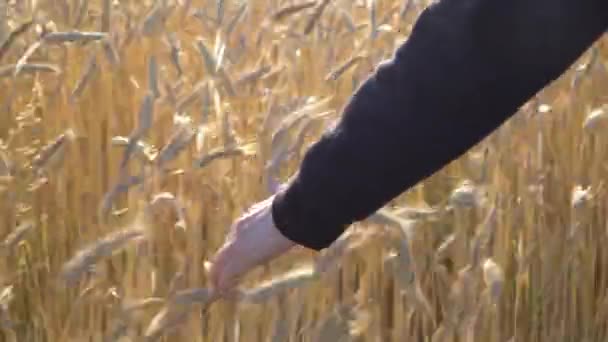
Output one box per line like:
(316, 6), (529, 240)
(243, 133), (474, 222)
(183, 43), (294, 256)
(0, 0), (606, 341)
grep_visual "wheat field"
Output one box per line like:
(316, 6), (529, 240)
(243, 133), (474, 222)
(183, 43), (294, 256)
(0, 0), (607, 341)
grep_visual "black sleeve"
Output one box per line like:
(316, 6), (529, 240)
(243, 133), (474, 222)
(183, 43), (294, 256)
(271, 0), (608, 251)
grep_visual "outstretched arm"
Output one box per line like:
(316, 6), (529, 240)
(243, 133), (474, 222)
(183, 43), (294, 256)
(271, 0), (608, 251)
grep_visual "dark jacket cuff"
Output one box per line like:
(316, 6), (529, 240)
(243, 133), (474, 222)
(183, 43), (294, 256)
(271, 177), (346, 251)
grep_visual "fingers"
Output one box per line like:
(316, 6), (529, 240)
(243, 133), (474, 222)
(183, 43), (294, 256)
(207, 239), (243, 294)
(218, 271), (242, 293)
(208, 220), (241, 291)
(206, 256), (221, 291)
(207, 237), (233, 290)
(208, 260), (232, 294)
(207, 197), (281, 294)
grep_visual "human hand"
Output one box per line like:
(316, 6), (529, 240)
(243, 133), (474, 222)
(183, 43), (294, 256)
(207, 195), (298, 294)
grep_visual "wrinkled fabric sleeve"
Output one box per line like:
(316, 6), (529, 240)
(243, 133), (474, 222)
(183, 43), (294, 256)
(271, 0), (608, 251)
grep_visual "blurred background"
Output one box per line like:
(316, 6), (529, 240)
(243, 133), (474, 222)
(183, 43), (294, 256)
(0, 0), (607, 341)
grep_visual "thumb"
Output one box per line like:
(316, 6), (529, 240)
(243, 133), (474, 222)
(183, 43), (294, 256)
(204, 259), (220, 291)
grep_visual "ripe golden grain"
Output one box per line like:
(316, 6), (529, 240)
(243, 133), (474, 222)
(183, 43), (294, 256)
(14, 39), (43, 76)
(235, 264), (318, 304)
(60, 228), (144, 286)
(303, 0), (331, 35)
(42, 31), (106, 44)
(69, 54), (98, 102)
(0, 1), (606, 341)
(583, 105), (608, 131)
(30, 129), (75, 175)
(0, 62), (60, 77)
(271, 1), (318, 22)
(155, 116), (197, 169)
(0, 19), (33, 61)
(571, 185), (592, 209)
(1, 219), (35, 254)
(449, 180), (480, 209)
(144, 288), (218, 341)
(193, 143), (256, 168)
(120, 93), (155, 169)
(482, 258), (504, 306)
